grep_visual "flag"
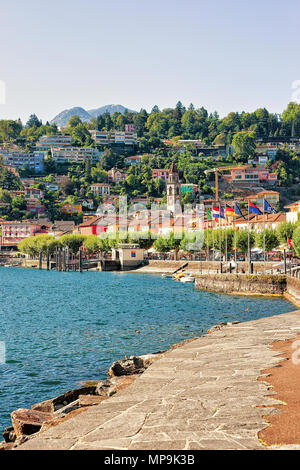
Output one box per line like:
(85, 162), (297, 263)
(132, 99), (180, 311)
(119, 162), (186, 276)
(234, 203), (246, 219)
(249, 201), (262, 215)
(212, 206), (219, 219)
(207, 209), (212, 220)
(226, 206), (235, 216)
(264, 199), (277, 214)
(212, 206), (225, 219)
(288, 238), (294, 248)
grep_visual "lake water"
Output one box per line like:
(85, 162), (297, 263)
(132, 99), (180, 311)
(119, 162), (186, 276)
(0, 267), (295, 431)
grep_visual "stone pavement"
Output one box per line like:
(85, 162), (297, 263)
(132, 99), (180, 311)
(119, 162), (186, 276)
(18, 310), (300, 450)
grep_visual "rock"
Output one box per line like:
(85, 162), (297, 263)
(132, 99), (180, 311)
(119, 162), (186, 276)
(54, 399), (80, 417)
(11, 409), (53, 437)
(32, 385), (96, 413)
(207, 323), (227, 334)
(79, 395), (106, 407)
(107, 355), (159, 377)
(0, 441), (15, 451)
(2, 426), (15, 443)
(14, 435), (29, 447)
(94, 380), (111, 396)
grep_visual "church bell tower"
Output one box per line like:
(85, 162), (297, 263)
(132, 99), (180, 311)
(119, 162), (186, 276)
(167, 161), (181, 214)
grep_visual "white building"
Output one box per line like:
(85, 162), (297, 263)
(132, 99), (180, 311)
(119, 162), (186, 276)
(90, 130), (137, 146)
(51, 147), (103, 163)
(285, 200), (300, 224)
(36, 135), (73, 150)
(0, 150), (45, 173)
(90, 183), (111, 196)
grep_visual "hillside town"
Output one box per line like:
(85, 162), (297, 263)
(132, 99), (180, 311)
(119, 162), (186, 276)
(0, 104), (300, 258)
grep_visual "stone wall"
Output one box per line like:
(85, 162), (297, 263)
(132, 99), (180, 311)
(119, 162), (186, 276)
(195, 274), (287, 296)
(143, 260), (277, 274)
(285, 276), (300, 307)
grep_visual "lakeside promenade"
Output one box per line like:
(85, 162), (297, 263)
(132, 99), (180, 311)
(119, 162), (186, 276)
(17, 309), (300, 451)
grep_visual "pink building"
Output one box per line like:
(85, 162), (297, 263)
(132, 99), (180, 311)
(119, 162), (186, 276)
(152, 169), (170, 181)
(222, 167), (277, 185)
(125, 124), (135, 132)
(26, 200), (45, 215)
(0, 220), (50, 247)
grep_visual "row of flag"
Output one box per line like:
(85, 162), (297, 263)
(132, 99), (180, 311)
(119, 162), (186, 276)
(206, 200), (294, 248)
(207, 199), (277, 222)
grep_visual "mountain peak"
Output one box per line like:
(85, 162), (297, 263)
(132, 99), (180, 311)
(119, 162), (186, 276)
(50, 104), (137, 127)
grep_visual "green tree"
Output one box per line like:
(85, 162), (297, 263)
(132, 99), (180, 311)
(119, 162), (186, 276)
(277, 222), (298, 244)
(236, 230), (255, 253)
(232, 131), (256, 162)
(293, 226), (300, 257)
(59, 234), (86, 254)
(256, 229), (280, 251)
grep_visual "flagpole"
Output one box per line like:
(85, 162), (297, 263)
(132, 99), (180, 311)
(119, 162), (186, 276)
(206, 211), (209, 266)
(234, 201), (237, 264)
(248, 201), (251, 274)
(263, 198), (266, 273)
(225, 208), (228, 266)
(219, 201), (222, 267)
(212, 212), (215, 267)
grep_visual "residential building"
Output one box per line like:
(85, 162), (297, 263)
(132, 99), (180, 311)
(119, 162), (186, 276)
(36, 135), (73, 150)
(9, 187), (44, 201)
(61, 203), (82, 214)
(248, 155), (269, 165)
(0, 219), (51, 247)
(284, 200), (300, 224)
(26, 200), (45, 215)
(24, 187), (44, 200)
(1, 150), (45, 173)
(244, 190), (279, 207)
(81, 199), (94, 210)
(181, 183), (198, 195)
(51, 147), (103, 164)
(125, 124), (135, 132)
(79, 215), (116, 236)
(46, 183), (59, 191)
(125, 156), (142, 166)
(90, 130), (137, 146)
(90, 183), (110, 196)
(108, 167), (127, 183)
(234, 212), (286, 232)
(48, 221), (75, 238)
(222, 167), (278, 185)
(152, 169), (169, 181)
(3, 164), (20, 177)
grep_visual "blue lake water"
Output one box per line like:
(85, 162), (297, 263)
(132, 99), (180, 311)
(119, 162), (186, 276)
(0, 267), (295, 431)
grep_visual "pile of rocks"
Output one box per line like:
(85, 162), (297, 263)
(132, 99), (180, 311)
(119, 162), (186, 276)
(0, 353), (161, 450)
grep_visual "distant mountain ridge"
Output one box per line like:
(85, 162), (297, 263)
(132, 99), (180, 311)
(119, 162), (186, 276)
(50, 104), (137, 127)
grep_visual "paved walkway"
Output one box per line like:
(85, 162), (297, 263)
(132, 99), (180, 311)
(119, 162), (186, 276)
(18, 310), (300, 450)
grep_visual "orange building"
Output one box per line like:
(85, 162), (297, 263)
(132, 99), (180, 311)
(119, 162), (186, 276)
(61, 203), (82, 214)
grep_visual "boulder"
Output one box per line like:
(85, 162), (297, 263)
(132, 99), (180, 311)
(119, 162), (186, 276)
(2, 426), (15, 443)
(11, 409), (53, 437)
(79, 395), (106, 407)
(0, 441), (15, 451)
(32, 385), (96, 413)
(54, 399), (80, 417)
(107, 354), (159, 377)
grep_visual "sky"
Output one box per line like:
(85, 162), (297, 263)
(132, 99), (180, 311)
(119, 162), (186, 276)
(0, 0), (300, 124)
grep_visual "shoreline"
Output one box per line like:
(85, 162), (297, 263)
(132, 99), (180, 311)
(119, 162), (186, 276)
(13, 309), (300, 451)
(1, 267), (299, 449)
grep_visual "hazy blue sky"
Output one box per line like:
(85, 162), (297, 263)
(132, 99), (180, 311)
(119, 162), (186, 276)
(0, 0), (300, 123)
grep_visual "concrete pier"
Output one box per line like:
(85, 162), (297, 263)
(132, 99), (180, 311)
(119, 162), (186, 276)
(17, 310), (300, 450)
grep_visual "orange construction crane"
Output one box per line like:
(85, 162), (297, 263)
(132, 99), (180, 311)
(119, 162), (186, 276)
(204, 165), (252, 201)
